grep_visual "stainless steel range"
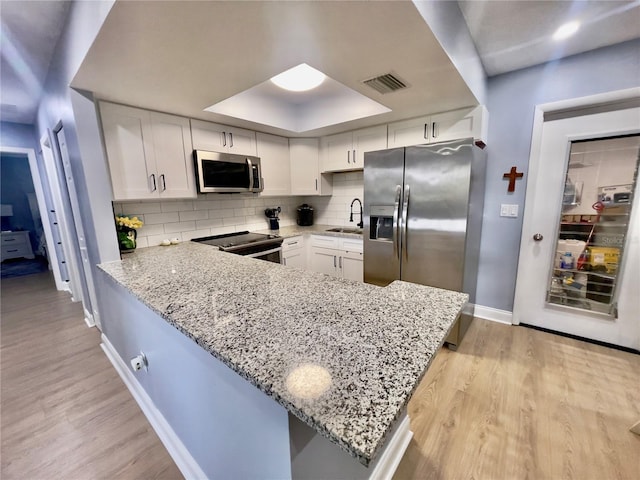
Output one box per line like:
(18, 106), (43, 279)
(191, 231), (283, 263)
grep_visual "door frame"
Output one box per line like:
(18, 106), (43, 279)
(0, 145), (66, 289)
(514, 87), (640, 347)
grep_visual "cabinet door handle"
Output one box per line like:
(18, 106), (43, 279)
(229, 132), (234, 148)
(283, 258), (287, 266)
(222, 132), (227, 147)
(4, 238), (15, 242)
(432, 122), (437, 138)
(339, 256), (342, 269)
(150, 174), (157, 192)
(424, 123), (429, 139)
(315, 178), (318, 191)
(288, 241), (298, 246)
(353, 149), (356, 163)
(160, 174), (166, 191)
(334, 256), (337, 268)
(347, 150), (351, 164)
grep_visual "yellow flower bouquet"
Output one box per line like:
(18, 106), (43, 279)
(115, 215), (143, 252)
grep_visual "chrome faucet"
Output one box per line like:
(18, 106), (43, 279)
(349, 198), (363, 229)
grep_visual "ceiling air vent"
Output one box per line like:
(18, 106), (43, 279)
(362, 73), (408, 94)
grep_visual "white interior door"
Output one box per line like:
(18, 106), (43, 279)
(514, 105), (640, 350)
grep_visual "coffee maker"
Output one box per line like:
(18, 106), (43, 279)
(264, 206), (281, 230)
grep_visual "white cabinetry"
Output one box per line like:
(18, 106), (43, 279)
(1, 231), (35, 261)
(320, 125), (387, 173)
(290, 139), (332, 196)
(281, 235), (306, 269)
(256, 133), (290, 196)
(387, 105), (488, 148)
(190, 119), (257, 156)
(309, 235), (363, 282)
(99, 102), (196, 201)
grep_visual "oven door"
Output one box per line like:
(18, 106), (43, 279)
(244, 246), (282, 264)
(195, 150), (263, 193)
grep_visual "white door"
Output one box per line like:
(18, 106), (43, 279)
(514, 104), (640, 350)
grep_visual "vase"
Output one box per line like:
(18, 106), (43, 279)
(117, 227), (137, 253)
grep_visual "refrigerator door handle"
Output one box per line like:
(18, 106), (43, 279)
(393, 184), (402, 259)
(401, 184), (410, 260)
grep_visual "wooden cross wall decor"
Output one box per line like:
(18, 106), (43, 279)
(503, 166), (523, 192)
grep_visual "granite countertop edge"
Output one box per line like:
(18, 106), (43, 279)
(97, 242), (468, 466)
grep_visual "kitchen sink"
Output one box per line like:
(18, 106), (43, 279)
(326, 227), (363, 234)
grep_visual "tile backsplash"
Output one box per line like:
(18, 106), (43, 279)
(114, 171), (364, 248)
(303, 171), (364, 227)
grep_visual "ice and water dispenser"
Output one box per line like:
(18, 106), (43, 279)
(369, 205), (395, 241)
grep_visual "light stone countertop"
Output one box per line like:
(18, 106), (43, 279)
(98, 242), (467, 466)
(255, 223), (364, 239)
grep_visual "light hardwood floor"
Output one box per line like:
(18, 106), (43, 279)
(1, 272), (182, 479)
(394, 316), (640, 480)
(2, 272), (639, 479)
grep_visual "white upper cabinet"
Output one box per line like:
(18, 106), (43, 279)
(387, 105), (488, 148)
(256, 132), (290, 197)
(99, 102), (196, 201)
(190, 119), (257, 156)
(321, 131), (353, 172)
(353, 125), (388, 164)
(320, 125), (387, 173)
(290, 138), (332, 196)
(387, 114), (431, 149)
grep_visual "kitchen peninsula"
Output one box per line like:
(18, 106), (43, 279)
(97, 241), (467, 479)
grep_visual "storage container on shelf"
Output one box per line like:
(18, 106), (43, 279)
(555, 239), (586, 269)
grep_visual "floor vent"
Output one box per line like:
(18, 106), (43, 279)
(362, 73), (408, 94)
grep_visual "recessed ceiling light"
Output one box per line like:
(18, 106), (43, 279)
(270, 63), (326, 92)
(553, 21), (580, 41)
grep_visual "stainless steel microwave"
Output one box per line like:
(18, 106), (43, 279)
(194, 150), (263, 193)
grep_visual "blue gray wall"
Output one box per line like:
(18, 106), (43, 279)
(35, 0), (118, 325)
(0, 122), (42, 251)
(477, 38), (640, 312)
(1, 153), (37, 240)
(0, 121), (37, 149)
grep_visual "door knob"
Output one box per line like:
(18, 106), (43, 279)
(533, 233), (543, 242)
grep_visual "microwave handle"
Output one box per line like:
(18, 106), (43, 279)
(246, 158), (254, 191)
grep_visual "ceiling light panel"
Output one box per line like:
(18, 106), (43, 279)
(270, 63), (326, 92)
(553, 21), (581, 41)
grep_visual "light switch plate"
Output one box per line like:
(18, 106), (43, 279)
(500, 204), (519, 217)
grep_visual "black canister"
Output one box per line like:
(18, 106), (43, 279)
(296, 204), (314, 226)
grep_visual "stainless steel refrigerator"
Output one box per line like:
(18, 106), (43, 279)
(364, 138), (486, 349)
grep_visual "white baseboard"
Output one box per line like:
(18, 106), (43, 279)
(370, 415), (413, 480)
(472, 304), (513, 325)
(83, 309), (95, 328)
(100, 335), (207, 480)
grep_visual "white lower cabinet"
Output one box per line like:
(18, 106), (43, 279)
(309, 235), (363, 282)
(1, 231), (34, 261)
(281, 235), (306, 269)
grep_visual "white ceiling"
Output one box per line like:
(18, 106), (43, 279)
(458, 0), (640, 76)
(0, 0), (70, 124)
(72, 0), (476, 137)
(1, 1), (639, 129)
